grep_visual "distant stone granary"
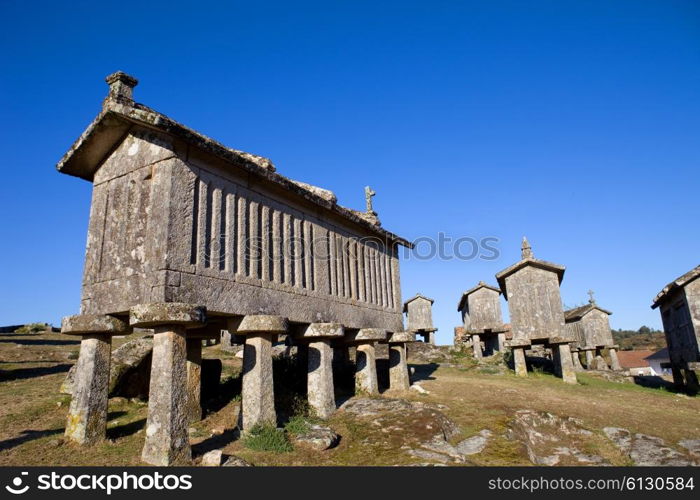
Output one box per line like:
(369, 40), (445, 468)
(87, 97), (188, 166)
(495, 238), (576, 384)
(58, 72), (415, 465)
(457, 281), (506, 359)
(403, 294), (437, 344)
(651, 264), (700, 393)
(564, 291), (621, 371)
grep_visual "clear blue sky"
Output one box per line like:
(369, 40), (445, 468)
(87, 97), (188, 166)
(1, 1), (698, 343)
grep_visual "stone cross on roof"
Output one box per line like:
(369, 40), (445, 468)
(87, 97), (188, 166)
(588, 289), (596, 304)
(521, 236), (533, 259)
(365, 186), (376, 214)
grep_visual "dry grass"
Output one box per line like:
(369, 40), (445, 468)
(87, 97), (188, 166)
(1, 332), (698, 466)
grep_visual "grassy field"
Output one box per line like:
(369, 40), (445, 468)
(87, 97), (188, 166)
(0, 331), (698, 466)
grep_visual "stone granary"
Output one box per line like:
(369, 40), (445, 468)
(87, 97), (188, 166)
(58, 72), (415, 465)
(403, 294), (437, 344)
(457, 281), (507, 359)
(495, 238), (577, 384)
(564, 291), (621, 371)
(651, 264), (700, 393)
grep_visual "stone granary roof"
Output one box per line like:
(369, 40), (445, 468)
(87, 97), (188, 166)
(564, 303), (612, 322)
(651, 264), (700, 309)
(495, 237), (565, 298)
(456, 281), (501, 311)
(402, 293), (434, 313)
(57, 71), (413, 250)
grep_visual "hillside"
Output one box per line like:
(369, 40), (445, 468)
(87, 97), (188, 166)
(612, 326), (667, 351)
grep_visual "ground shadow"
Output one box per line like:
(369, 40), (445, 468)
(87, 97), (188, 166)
(107, 418), (146, 439)
(410, 363), (439, 383)
(0, 363), (72, 382)
(0, 428), (63, 452)
(191, 429), (240, 457)
(632, 375), (675, 391)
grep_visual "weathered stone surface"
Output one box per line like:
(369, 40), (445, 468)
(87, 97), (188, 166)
(186, 338), (203, 423)
(65, 334), (112, 445)
(571, 350), (585, 372)
(355, 342), (379, 395)
(228, 315), (287, 335)
(130, 303), (206, 328)
(200, 449), (223, 466)
(509, 410), (607, 466)
(62, 335), (153, 396)
(240, 333), (276, 430)
(292, 424), (339, 450)
(346, 328), (387, 343)
(472, 333), (483, 359)
(679, 439), (700, 457)
(222, 455), (253, 466)
(603, 427), (696, 466)
(389, 344), (411, 391)
(513, 346), (528, 377)
(61, 314), (130, 335)
(591, 355), (610, 371)
(455, 430), (492, 455)
(406, 342), (450, 363)
(553, 343), (577, 384)
(387, 331), (416, 343)
(307, 339), (336, 419)
(296, 322), (344, 338)
(608, 347), (622, 371)
(141, 326), (191, 466)
(458, 283), (506, 357)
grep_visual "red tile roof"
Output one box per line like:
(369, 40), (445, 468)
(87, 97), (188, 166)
(616, 350), (654, 369)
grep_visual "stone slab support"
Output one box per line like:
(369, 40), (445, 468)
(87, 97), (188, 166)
(472, 333), (483, 360)
(296, 323), (344, 419)
(513, 346), (528, 377)
(584, 349), (594, 369)
(497, 333), (506, 351)
(346, 328), (387, 395)
(355, 343), (379, 395)
(186, 338), (203, 423)
(571, 350), (585, 372)
(608, 346), (622, 371)
(228, 315), (288, 431)
(130, 302), (206, 466)
(62, 314), (130, 445)
(387, 331), (415, 391)
(553, 342), (577, 384)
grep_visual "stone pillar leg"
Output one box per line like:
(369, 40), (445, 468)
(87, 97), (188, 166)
(572, 351), (585, 372)
(61, 314), (130, 445)
(142, 325), (191, 465)
(556, 343), (577, 384)
(497, 333), (506, 351)
(608, 347), (622, 371)
(307, 339), (335, 419)
(242, 333), (276, 430)
(186, 338), (203, 423)
(428, 331), (436, 345)
(472, 334), (483, 360)
(227, 315), (288, 431)
(684, 370), (699, 395)
(129, 302), (206, 466)
(389, 343), (410, 391)
(513, 347), (527, 377)
(585, 350), (594, 369)
(355, 342), (379, 395)
(65, 334), (112, 445)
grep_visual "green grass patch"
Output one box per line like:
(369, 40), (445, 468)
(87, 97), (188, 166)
(242, 424), (293, 453)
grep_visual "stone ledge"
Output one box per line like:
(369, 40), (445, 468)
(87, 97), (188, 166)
(345, 328), (387, 343)
(129, 303), (206, 328)
(62, 314), (131, 336)
(296, 322), (344, 339)
(387, 331), (416, 343)
(228, 315), (288, 334)
(548, 337), (573, 345)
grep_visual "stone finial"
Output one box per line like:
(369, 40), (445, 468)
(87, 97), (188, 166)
(364, 186), (376, 214)
(588, 289), (596, 304)
(105, 71), (138, 104)
(521, 236), (533, 259)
